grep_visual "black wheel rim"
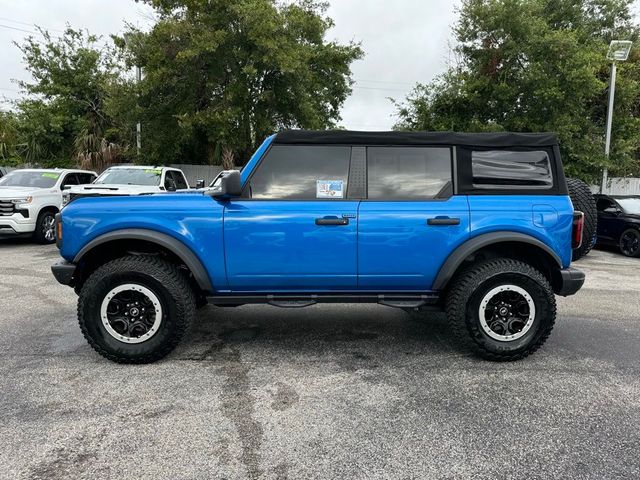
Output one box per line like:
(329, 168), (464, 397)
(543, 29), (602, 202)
(479, 285), (535, 341)
(621, 231), (639, 256)
(100, 284), (162, 343)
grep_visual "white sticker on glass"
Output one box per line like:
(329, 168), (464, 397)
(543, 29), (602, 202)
(316, 180), (344, 198)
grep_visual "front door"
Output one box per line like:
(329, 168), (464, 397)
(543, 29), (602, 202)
(224, 144), (358, 291)
(358, 146), (470, 290)
(596, 196), (620, 243)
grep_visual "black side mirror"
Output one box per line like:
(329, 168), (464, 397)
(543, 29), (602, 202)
(195, 179), (205, 189)
(209, 170), (242, 198)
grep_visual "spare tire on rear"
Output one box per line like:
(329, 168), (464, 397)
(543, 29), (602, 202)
(567, 177), (597, 261)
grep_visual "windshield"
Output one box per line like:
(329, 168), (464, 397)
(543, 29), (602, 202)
(95, 168), (162, 186)
(617, 197), (640, 215)
(0, 171), (60, 188)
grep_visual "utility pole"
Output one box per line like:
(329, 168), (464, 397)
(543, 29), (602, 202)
(602, 61), (615, 194)
(136, 65), (142, 157)
(601, 40), (632, 194)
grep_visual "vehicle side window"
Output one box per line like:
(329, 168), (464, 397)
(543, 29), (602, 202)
(596, 198), (615, 211)
(173, 171), (188, 189)
(61, 173), (79, 187)
(367, 147), (452, 200)
(77, 173), (94, 184)
(249, 145), (351, 200)
(471, 150), (552, 189)
(164, 171), (177, 190)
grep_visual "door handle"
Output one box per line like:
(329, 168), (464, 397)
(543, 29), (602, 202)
(427, 217), (460, 226)
(315, 216), (349, 226)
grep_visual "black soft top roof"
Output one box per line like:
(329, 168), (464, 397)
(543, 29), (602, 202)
(274, 130), (558, 148)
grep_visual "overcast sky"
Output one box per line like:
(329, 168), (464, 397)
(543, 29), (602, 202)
(1, 0), (638, 130)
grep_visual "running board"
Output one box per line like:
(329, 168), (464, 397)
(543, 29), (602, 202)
(206, 293), (440, 309)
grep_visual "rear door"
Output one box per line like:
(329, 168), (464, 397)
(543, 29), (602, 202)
(358, 146), (470, 291)
(224, 145), (359, 291)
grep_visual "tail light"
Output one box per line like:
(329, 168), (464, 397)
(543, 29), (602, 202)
(572, 211), (584, 249)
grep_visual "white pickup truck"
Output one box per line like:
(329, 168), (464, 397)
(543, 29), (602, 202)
(62, 165), (191, 207)
(0, 169), (97, 243)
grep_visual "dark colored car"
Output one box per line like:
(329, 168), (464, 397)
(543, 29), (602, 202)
(594, 194), (640, 257)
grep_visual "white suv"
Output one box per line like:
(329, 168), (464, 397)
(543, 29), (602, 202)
(0, 169), (97, 243)
(62, 166), (190, 207)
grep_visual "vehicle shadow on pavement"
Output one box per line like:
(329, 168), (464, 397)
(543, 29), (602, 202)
(174, 304), (463, 364)
(0, 237), (36, 246)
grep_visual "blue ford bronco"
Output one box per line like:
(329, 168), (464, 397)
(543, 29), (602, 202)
(51, 130), (585, 363)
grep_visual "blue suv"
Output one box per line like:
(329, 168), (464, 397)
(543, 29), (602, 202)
(52, 131), (585, 363)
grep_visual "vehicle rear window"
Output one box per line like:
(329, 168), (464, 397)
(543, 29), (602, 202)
(471, 150), (552, 189)
(249, 145), (351, 200)
(367, 147), (452, 200)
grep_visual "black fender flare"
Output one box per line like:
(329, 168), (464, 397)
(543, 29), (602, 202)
(74, 228), (213, 292)
(432, 232), (563, 291)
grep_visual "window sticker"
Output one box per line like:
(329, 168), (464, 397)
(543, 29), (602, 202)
(144, 169), (162, 175)
(41, 173), (60, 179)
(316, 179), (344, 198)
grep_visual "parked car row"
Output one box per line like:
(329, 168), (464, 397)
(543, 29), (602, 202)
(0, 165), (192, 244)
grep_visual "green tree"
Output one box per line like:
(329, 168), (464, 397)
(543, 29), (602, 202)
(115, 0), (363, 165)
(395, 0), (640, 181)
(15, 28), (128, 168)
(0, 111), (21, 165)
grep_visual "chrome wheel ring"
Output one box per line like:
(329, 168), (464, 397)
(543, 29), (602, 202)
(100, 284), (163, 344)
(43, 215), (55, 241)
(478, 284), (535, 342)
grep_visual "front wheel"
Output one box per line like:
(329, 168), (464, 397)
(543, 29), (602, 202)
(78, 255), (195, 363)
(446, 259), (556, 361)
(619, 228), (640, 257)
(33, 210), (56, 244)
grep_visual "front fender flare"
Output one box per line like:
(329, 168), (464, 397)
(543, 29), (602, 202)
(74, 228), (213, 293)
(432, 232), (563, 291)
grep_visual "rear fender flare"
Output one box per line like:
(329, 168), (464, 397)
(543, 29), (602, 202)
(432, 232), (562, 291)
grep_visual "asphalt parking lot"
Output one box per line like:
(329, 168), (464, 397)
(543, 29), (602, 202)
(0, 240), (639, 480)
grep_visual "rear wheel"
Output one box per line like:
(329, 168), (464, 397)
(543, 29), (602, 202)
(78, 255), (195, 363)
(567, 178), (597, 260)
(33, 210), (56, 244)
(446, 259), (556, 361)
(619, 228), (640, 257)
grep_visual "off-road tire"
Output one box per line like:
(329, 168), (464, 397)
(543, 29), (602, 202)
(446, 258), (556, 361)
(567, 177), (597, 261)
(78, 255), (195, 363)
(33, 210), (56, 244)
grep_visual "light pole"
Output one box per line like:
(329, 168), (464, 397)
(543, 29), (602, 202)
(601, 40), (633, 194)
(136, 65), (142, 157)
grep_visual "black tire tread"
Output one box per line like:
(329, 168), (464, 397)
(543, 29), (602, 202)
(78, 255), (195, 363)
(567, 178), (597, 261)
(446, 258), (556, 361)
